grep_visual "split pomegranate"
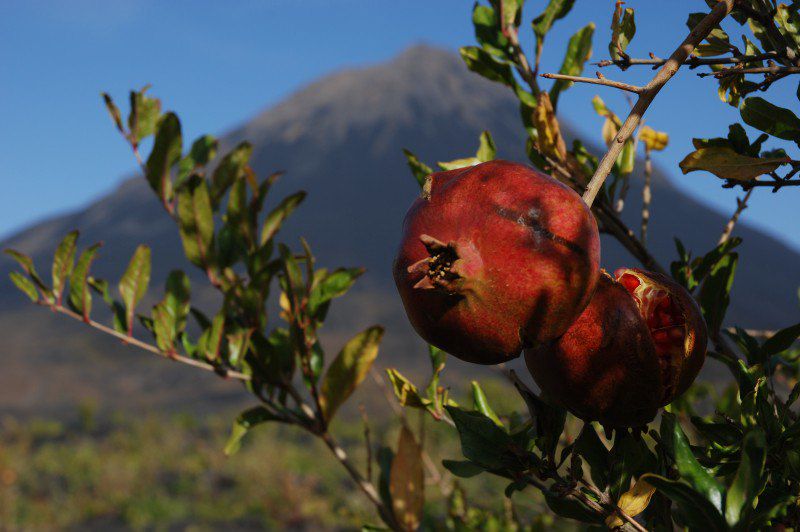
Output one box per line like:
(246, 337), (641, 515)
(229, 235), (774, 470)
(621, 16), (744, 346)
(393, 160), (601, 364)
(524, 268), (708, 427)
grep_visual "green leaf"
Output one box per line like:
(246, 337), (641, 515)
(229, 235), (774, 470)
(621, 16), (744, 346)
(699, 252), (737, 334)
(308, 267), (364, 318)
(145, 112), (182, 205)
(88, 277), (127, 332)
(101, 92), (124, 133)
(177, 175), (215, 268)
(724, 430), (766, 526)
(319, 326), (384, 422)
(118, 245), (151, 335)
(51, 230), (79, 306)
(68, 243), (102, 320)
(777, 3), (800, 47)
(224, 406), (283, 456)
(127, 87), (162, 142)
(402, 149), (433, 189)
(471, 381), (504, 429)
(386, 369), (429, 409)
(4, 249), (50, 297)
(441, 459), (484, 478)
(475, 130), (496, 162)
(761, 322), (800, 355)
(445, 405), (517, 471)
(544, 492), (602, 524)
(459, 46), (516, 88)
(533, 0), (575, 54)
(741, 97), (800, 143)
(609, 4), (636, 60)
(642, 474), (726, 530)
(550, 23), (595, 109)
(210, 141), (252, 206)
(679, 147), (789, 181)
(151, 270), (191, 353)
(259, 191), (306, 246)
(178, 134), (218, 185)
(197, 312), (225, 362)
(9, 272), (39, 302)
(574, 423), (609, 489)
(661, 413), (724, 512)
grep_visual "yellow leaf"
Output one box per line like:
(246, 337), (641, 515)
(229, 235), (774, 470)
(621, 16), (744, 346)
(639, 126), (669, 152)
(605, 478), (656, 529)
(436, 157), (481, 171)
(679, 147), (789, 181)
(602, 118), (619, 147)
(534, 92), (567, 161)
(390, 426), (424, 531)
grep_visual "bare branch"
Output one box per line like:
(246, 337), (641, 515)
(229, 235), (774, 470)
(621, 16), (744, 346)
(718, 189), (753, 245)
(702, 64), (800, 78)
(540, 72), (643, 94)
(582, 0), (738, 207)
(596, 51), (778, 69)
(45, 302), (252, 381)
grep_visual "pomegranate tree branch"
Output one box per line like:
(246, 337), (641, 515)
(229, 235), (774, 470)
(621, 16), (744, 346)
(44, 302), (252, 381)
(596, 51), (778, 69)
(718, 189), (752, 245)
(581, 0), (737, 208)
(701, 64), (800, 78)
(540, 72), (643, 94)
(318, 430), (400, 530)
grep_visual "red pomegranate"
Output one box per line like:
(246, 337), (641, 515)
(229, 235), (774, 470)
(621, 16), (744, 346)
(524, 268), (708, 427)
(393, 160), (601, 364)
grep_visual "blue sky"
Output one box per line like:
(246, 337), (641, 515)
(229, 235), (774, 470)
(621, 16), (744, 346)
(1, 0), (798, 251)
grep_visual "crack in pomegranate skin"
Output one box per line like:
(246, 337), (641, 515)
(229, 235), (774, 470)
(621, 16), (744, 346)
(614, 269), (697, 404)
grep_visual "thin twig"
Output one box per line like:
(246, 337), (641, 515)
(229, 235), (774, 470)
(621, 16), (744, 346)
(540, 72), (643, 94)
(641, 148), (653, 244)
(596, 51), (778, 69)
(45, 302), (252, 381)
(702, 64), (800, 78)
(718, 188), (753, 245)
(359, 404), (374, 484)
(582, 0), (738, 207)
(318, 430), (399, 530)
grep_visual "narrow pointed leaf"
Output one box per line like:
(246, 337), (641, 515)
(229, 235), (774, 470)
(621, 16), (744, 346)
(177, 175), (215, 267)
(471, 381), (503, 428)
(761, 322), (800, 355)
(609, 4), (636, 60)
(4, 249), (49, 296)
(210, 141), (252, 206)
(641, 474), (726, 530)
(662, 413), (724, 511)
(402, 149), (433, 189)
(725, 430), (766, 526)
(224, 406), (284, 456)
(475, 131), (496, 162)
(101, 93), (124, 133)
(178, 134), (218, 185)
(550, 23), (594, 108)
(118, 245), (151, 335)
(151, 270), (191, 353)
(51, 230), (79, 305)
(145, 112), (182, 205)
(9, 272), (39, 302)
(320, 326), (384, 421)
(68, 243), (102, 320)
(197, 312), (226, 362)
(260, 191), (306, 245)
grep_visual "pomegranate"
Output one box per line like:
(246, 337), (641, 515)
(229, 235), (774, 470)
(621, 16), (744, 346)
(524, 268), (708, 427)
(393, 160), (601, 364)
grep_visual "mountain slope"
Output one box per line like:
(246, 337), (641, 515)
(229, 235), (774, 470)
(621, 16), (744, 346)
(2, 45), (798, 414)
